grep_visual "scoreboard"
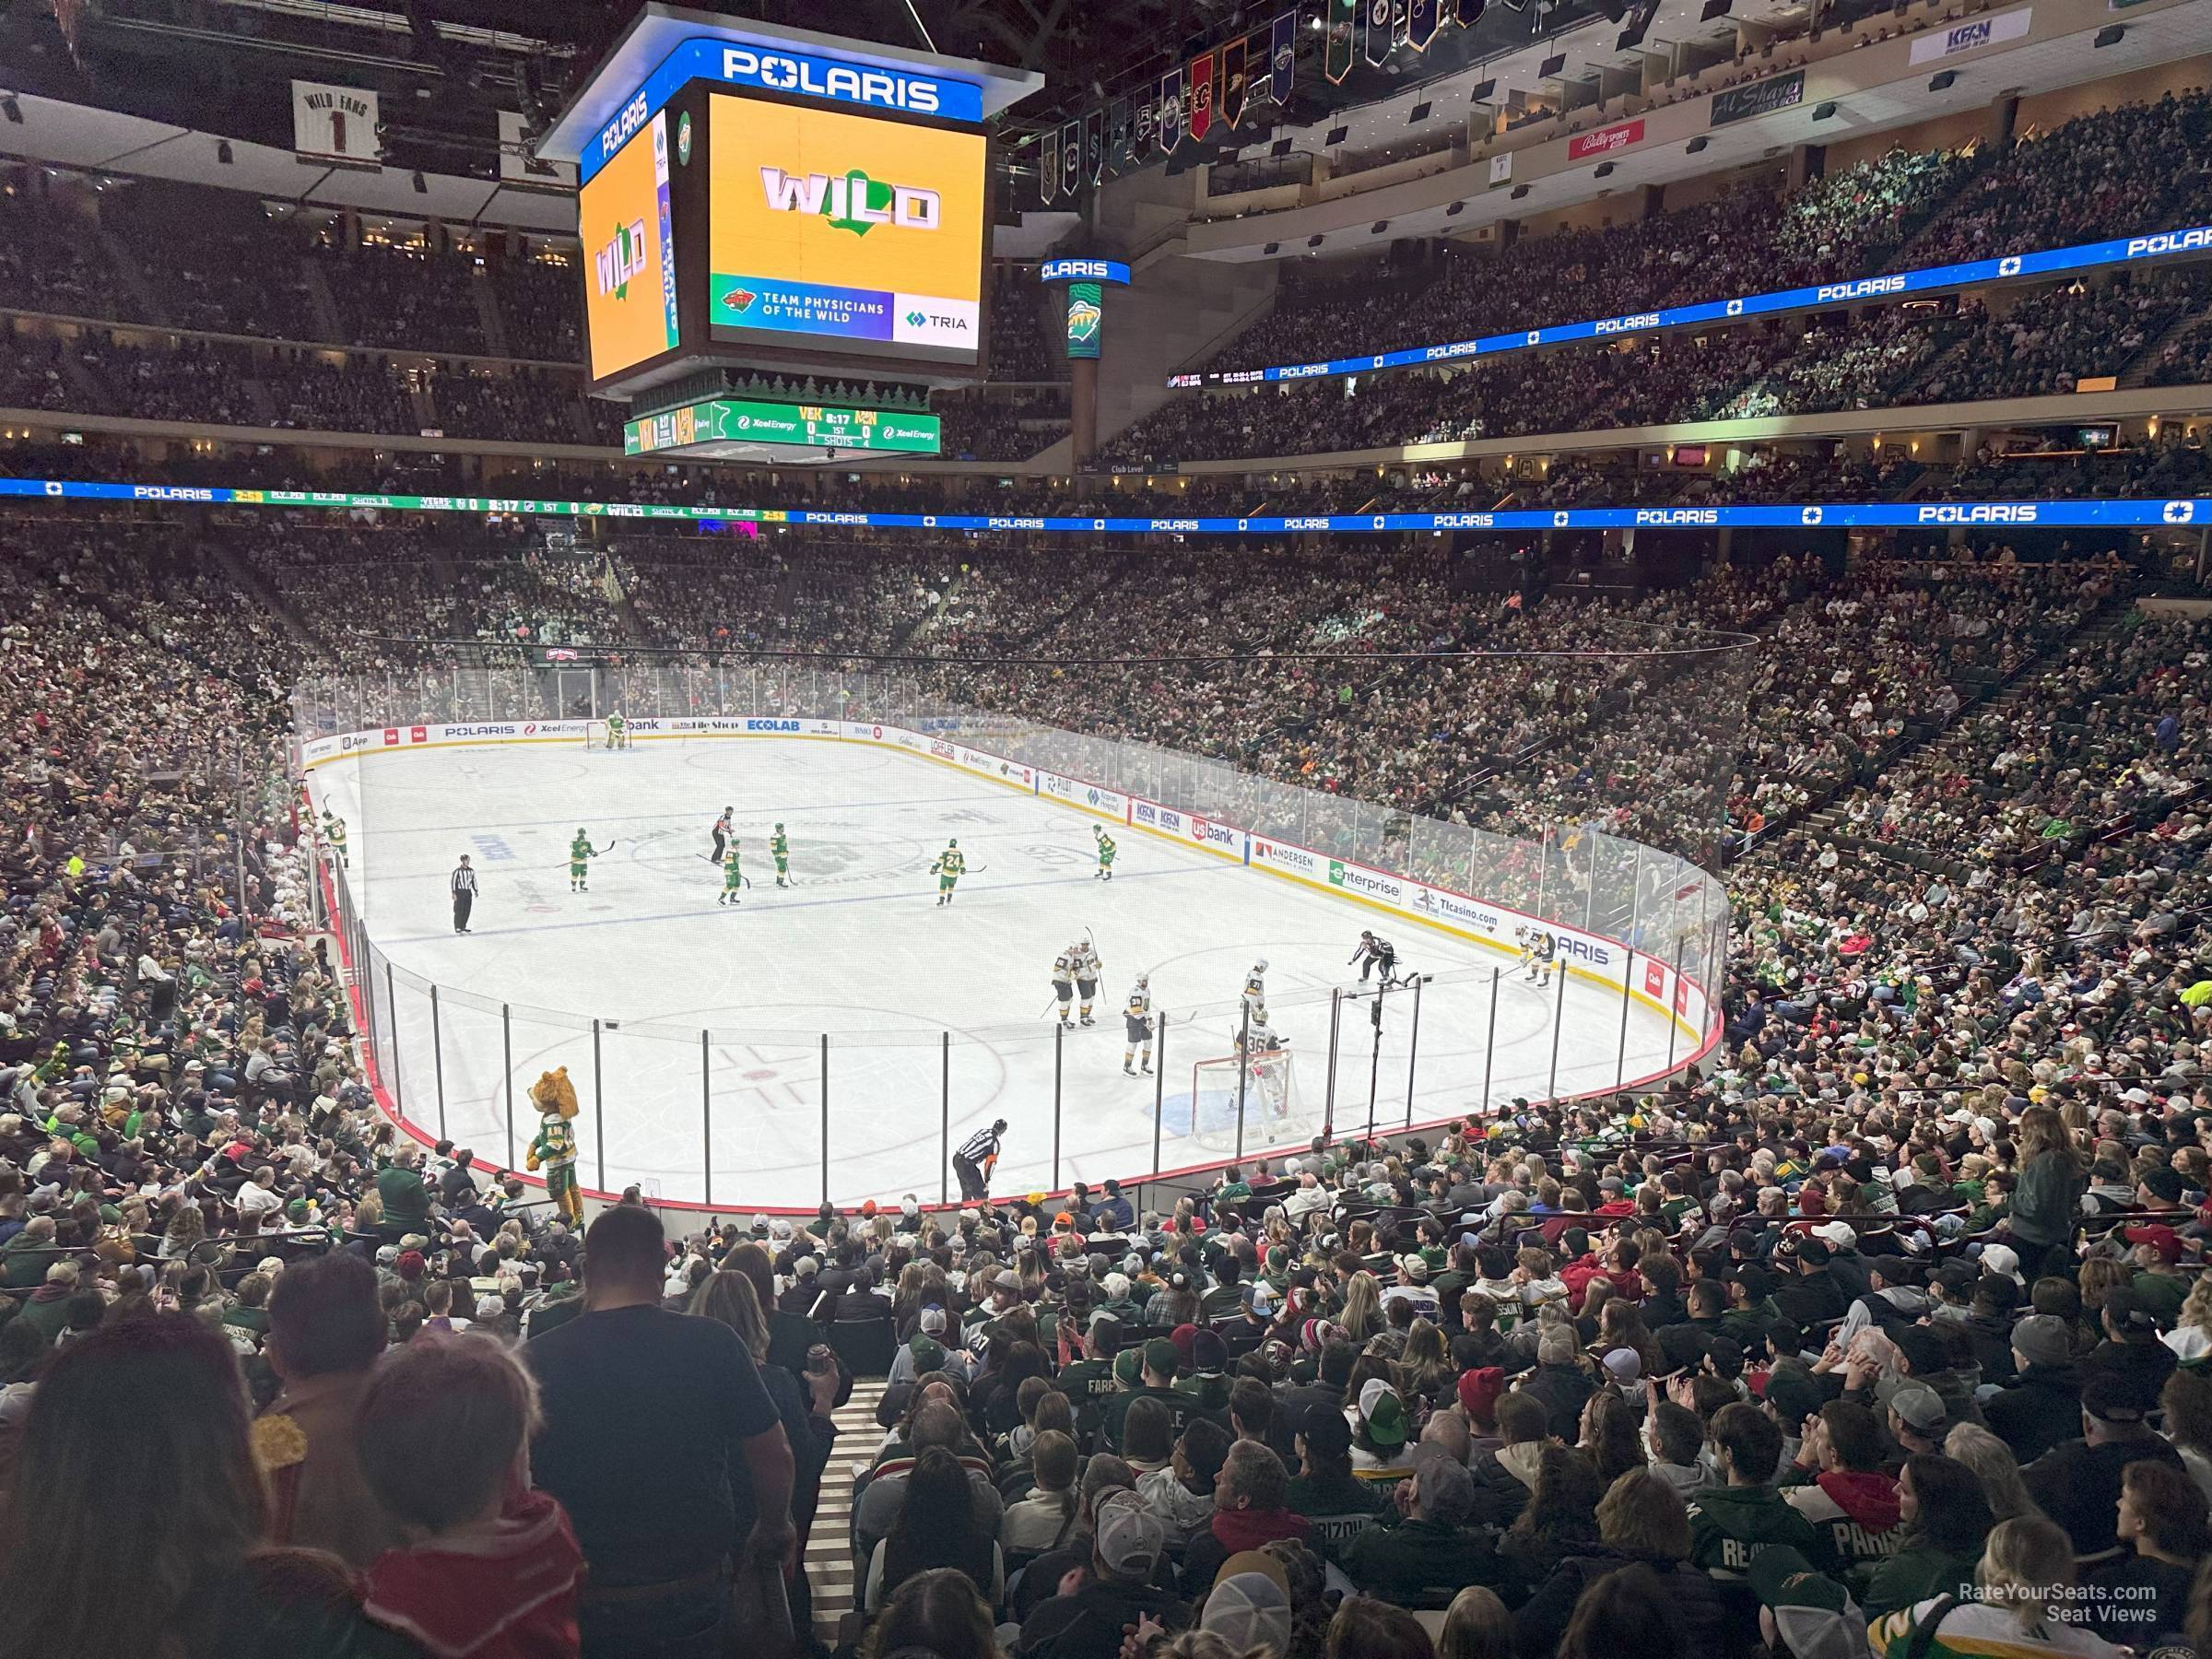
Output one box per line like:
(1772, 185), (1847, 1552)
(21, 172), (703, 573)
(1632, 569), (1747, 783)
(625, 396), (942, 459)
(544, 9), (1040, 400)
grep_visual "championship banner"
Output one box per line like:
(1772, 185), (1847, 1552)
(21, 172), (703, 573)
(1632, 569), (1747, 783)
(1131, 86), (1156, 161)
(1271, 11), (1297, 103)
(1085, 108), (1105, 183)
(1326, 0), (1358, 83)
(1038, 126), (1059, 205)
(1409, 0), (1441, 50)
(1364, 0), (1394, 67)
(1109, 99), (1132, 175)
(1189, 51), (1215, 142)
(1220, 38), (1249, 128)
(1061, 118), (1082, 195)
(1160, 65), (1184, 150)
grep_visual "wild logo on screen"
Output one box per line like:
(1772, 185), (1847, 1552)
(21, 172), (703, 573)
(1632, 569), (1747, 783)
(759, 166), (940, 234)
(1065, 297), (1102, 347)
(594, 219), (650, 299)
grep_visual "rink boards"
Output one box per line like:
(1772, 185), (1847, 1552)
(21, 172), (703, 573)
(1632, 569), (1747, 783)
(302, 714), (1714, 1048)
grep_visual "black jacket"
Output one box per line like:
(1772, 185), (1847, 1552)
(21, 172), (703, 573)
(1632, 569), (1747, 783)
(1512, 1547), (1745, 1659)
(1018, 1579), (1191, 1659)
(1519, 1362), (1595, 1442)
(1983, 1362), (2083, 1465)
(2023, 1434), (2187, 1557)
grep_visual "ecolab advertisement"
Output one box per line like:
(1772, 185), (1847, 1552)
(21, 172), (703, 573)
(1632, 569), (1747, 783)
(708, 94), (985, 364)
(580, 112), (680, 382)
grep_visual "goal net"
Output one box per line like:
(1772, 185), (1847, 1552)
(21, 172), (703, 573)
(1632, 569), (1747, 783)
(583, 719), (629, 750)
(1165, 1049), (1317, 1155)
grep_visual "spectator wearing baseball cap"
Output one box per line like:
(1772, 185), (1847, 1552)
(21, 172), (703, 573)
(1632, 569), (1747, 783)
(1100, 1337), (1197, 1454)
(1985, 1314), (2086, 1465)
(1340, 1452), (1498, 1608)
(2122, 1223), (2193, 1324)
(1017, 1488), (1188, 1659)
(2021, 1371), (2188, 1556)
(2085, 1281), (2179, 1412)
(1286, 1403), (1387, 1556)
(1887, 1383), (1951, 1456)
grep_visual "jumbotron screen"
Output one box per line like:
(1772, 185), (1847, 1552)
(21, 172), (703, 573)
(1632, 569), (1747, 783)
(579, 112), (680, 383)
(706, 93), (986, 367)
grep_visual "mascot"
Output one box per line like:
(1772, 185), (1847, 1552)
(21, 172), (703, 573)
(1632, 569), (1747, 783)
(526, 1066), (583, 1223)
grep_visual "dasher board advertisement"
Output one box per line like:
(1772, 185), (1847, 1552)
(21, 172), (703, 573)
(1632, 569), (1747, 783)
(707, 93), (986, 367)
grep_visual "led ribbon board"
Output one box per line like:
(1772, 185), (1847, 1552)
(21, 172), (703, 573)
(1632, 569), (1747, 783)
(7, 478), (2206, 534)
(624, 396), (942, 455)
(1187, 223), (2212, 386)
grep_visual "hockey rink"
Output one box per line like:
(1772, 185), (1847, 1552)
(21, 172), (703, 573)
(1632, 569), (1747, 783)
(312, 735), (1689, 1207)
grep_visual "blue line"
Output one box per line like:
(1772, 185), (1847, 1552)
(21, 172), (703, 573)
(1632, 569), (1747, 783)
(371, 862), (1223, 946)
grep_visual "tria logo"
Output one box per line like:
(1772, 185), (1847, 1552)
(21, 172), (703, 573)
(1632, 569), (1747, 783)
(759, 167), (940, 235)
(594, 219), (649, 300)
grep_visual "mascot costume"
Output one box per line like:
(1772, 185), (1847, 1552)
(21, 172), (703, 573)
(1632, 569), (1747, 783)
(526, 1066), (583, 1223)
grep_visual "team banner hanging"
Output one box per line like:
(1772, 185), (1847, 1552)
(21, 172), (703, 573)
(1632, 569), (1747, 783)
(291, 79), (381, 163)
(1037, 127), (1058, 205)
(1109, 98), (1132, 174)
(1189, 51), (1216, 142)
(1160, 65), (1185, 150)
(1271, 11), (1298, 104)
(1365, 0), (1393, 66)
(1454, 0), (1485, 21)
(1085, 109), (1105, 183)
(1327, 0), (1358, 81)
(1061, 118), (1082, 195)
(1220, 38), (1249, 127)
(1394, 0), (1412, 46)
(1131, 85), (1156, 160)
(1409, 0), (1441, 49)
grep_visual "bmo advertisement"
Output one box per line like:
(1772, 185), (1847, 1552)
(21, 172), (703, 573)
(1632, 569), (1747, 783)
(707, 92), (989, 369)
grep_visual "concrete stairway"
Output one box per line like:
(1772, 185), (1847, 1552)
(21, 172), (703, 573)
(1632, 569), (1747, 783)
(807, 1377), (887, 1644)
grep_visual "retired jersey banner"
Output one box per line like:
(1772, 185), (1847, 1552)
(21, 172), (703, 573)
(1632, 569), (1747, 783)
(1085, 109), (1104, 183)
(1038, 126), (1059, 205)
(1189, 51), (1215, 141)
(1109, 98), (1132, 174)
(1061, 119), (1082, 195)
(1220, 39), (1249, 127)
(1271, 12), (1297, 104)
(1327, 0), (1358, 82)
(1131, 86), (1156, 160)
(1409, 0), (1441, 49)
(1160, 65), (1184, 150)
(1364, 0), (1393, 67)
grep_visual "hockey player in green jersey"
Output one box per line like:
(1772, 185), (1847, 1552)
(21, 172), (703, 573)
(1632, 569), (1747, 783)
(568, 830), (608, 893)
(931, 840), (965, 906)
(324, 813), (348, 867)
(771, 823), (790, 888)
(719, 841), (743, 906)
(1093, 825), (1117, 881)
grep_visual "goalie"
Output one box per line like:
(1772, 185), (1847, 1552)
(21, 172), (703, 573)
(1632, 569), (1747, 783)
(1229, 1012), (1291, 1124)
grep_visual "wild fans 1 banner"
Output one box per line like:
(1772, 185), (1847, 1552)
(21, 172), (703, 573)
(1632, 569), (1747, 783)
(1189, 51), (1215, 142)
(1061, 118), (1082, 196)
(1327, 0), (1357, 83)
(1220, 38), (1248, 128)
(1364, 0), (1393, 68)
(1109, 99), (1131, 175)
(1272, 10), (1298, 103)
(291, 79), (380, 163)
(1085, 109), (1104, 183)
(1409, 0), (1441, 50)
(1160, 65), (1184, 151)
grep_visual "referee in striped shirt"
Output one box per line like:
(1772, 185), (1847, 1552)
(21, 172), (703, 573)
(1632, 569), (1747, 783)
(954, 1118), (1006, 1203)
(451, 855), (478, 935)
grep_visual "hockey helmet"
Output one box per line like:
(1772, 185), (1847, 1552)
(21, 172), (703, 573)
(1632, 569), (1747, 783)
(1253, 959), (1268, 972)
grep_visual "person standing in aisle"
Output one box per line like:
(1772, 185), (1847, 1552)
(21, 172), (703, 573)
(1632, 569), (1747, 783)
(451, 854), (478, 935)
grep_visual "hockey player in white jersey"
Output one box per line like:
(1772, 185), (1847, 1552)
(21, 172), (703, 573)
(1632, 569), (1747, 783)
(1241, 959), (1267, 1022)
(1074, 937), (1102, 1025)
(1523, 926), (1558, 987)
(1123, 976), (1153, 1076)
(1052, 945), (1080, 1026)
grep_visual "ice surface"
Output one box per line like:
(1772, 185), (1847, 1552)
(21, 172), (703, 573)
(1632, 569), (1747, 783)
(312, 735), (1685, 1208)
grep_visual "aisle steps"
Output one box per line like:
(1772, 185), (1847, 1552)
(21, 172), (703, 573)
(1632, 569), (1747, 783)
(809, 1377), (888, 1644)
